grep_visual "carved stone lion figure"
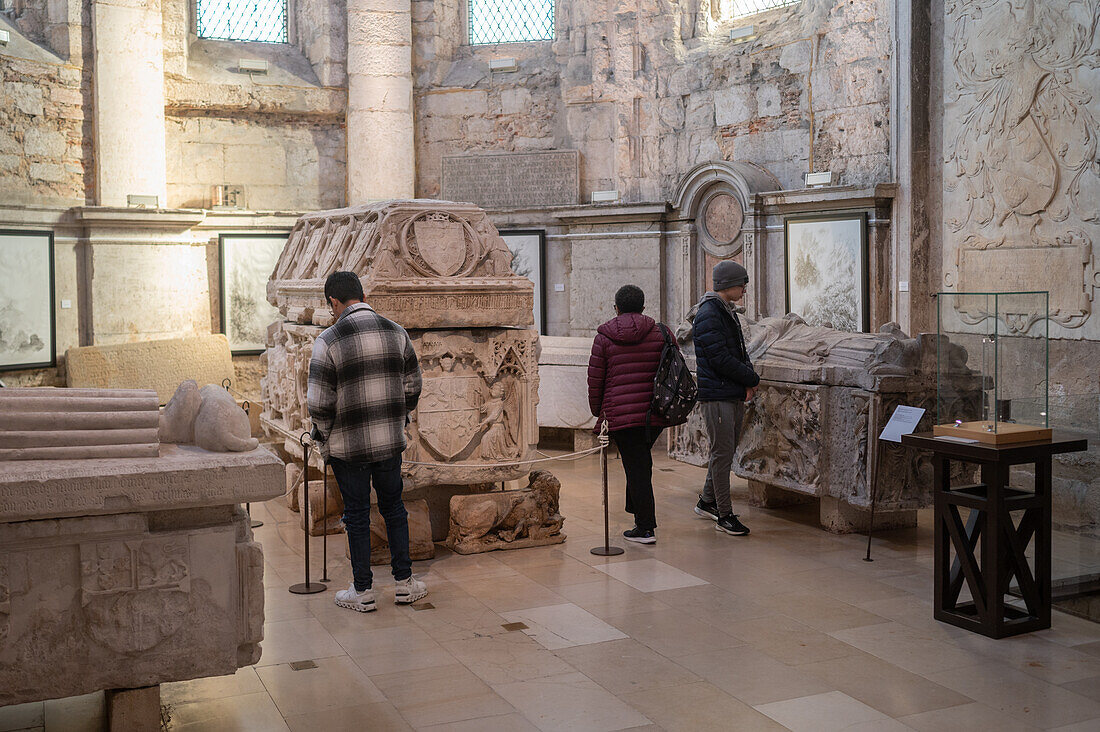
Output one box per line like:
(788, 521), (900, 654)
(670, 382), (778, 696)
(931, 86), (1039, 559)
(160, 380), (259, 452)
(446, 471), (565, 554)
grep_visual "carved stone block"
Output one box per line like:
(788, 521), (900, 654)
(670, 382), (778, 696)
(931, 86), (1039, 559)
(446, 471), (565, 555)
(268, 201), (534, 330)
(365, 498), (435, 565)
(264, 326), (540, 489)
(65, 334), (236, 404)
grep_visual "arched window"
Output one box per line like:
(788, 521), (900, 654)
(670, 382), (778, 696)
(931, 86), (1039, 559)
(729, 0), (801, 21)
(197, 0), (288, 43)
(468, 0), (554, 45)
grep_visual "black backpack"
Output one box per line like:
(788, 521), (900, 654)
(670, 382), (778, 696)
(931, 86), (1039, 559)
(649, 324), (698, 427)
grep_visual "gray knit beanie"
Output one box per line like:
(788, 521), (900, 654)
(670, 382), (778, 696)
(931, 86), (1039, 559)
(713, 260), (749, 291)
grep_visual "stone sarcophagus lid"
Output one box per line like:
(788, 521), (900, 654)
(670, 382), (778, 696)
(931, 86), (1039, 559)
(261, 200), (540, 489)
(671, 313), (977, 533)
(267, 200), (533, 330)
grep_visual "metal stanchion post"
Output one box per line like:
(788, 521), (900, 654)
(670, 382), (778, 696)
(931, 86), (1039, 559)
(242, 401), (264, 528)
(591, 425), (624, 557)
(224, 380), (264, 529)
(863, 480), (878, 562)
(321, 460), (330, 582)
(290, 432), (327, 595)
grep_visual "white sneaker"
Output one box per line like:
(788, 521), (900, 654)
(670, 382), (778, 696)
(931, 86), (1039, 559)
(334, 583), (376, 613)
(394, 576), (428, 605)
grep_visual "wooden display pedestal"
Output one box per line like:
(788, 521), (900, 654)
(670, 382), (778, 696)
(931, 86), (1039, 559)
(933, 421), (1052, 446)
(901, 431), (1087, 639)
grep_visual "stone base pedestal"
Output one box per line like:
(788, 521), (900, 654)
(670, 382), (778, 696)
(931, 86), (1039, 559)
(106, 686), (161, 732)
(405, 483), (495, 542)
(342, 498), (435, 565)
(574, 429), (599, 453)
(819, 496), (917, 534)
(747, 480), (816, 508)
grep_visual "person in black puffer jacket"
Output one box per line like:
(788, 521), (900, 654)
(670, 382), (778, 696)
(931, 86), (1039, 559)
(587, 285), (671, 544)
(691, 261), (760, 537)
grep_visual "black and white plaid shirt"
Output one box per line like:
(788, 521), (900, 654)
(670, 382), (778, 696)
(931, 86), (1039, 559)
(307, 303), (422, 463)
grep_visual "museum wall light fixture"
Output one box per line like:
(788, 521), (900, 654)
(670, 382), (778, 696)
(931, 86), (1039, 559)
(805, 171), (833, 187)
(730, 25), (755, 43)
(0, 28), (10, 45)
(126, 194), (159, 208)
(489, 57), (519, 73)
(237, 58), (269, 74)
(591, 190), (620, 203)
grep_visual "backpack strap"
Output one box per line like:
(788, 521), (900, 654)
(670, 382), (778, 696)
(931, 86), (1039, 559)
(656, 322), (674, 347)
(647, 323), (674, 433)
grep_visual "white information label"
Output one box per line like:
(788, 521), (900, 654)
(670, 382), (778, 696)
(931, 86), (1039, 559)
(879, 405), (926, 443)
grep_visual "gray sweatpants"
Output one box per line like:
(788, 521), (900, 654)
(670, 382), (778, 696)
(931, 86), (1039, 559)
(700, 400), (745, 517)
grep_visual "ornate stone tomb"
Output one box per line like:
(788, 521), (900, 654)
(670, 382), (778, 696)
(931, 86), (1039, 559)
(262, 200), (547, 542)
(0, 389), (284, 708)
(670, 312), (978, 532)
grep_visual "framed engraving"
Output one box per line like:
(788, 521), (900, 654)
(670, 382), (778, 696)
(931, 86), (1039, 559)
(220, 234), (287, 354)
(500, 230), (546, 334)
(0, 230), (55, 371)
(784, 214), (869, 333)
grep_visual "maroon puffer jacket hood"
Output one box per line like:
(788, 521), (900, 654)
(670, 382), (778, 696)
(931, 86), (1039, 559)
(597, 312), (656, 345)
(587, 313), (672, 431)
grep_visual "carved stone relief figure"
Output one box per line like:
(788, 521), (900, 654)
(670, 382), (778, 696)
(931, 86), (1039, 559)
(446, 471), (566, 555)
(736, 385), (823, 492)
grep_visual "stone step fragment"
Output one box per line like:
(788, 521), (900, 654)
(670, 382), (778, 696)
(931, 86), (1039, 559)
(0, 443), (160, 461)
(0, 428), (159, 449)
(0, 410), (160, 431)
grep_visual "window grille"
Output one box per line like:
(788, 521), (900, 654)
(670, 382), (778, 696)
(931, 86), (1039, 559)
(197, 0), (288, 44)
(730, 0), (801, 21)
(468, 0), (554, 45)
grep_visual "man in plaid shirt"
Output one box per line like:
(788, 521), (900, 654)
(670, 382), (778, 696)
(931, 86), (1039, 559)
(308, 271), (427, 612)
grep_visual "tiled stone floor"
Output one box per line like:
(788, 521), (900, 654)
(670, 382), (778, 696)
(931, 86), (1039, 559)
(4, 449), (1100, 731)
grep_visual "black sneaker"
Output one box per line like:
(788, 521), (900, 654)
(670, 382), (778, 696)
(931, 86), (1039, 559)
(716, 514), (750, 536)
(623, 527), (656, 544)
(693, 498), (719, 521)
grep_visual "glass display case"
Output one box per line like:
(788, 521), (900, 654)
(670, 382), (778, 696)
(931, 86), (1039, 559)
(935, 291), (1051, 444)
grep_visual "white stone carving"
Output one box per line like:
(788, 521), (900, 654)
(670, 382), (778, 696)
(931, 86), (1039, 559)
(943, 0), (1100, 331)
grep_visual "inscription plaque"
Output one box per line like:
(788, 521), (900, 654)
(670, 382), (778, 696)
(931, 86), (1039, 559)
(442, 151), (580, 209)
(957, 244), (1092, 326)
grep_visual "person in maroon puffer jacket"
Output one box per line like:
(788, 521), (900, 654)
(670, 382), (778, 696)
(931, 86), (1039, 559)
(587, 284), (674, 544)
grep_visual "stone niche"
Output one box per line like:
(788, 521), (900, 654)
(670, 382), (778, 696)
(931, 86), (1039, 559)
(0, 388), (284, 708)
(670, 313), (978, 533)
(262, 200), (549, 545)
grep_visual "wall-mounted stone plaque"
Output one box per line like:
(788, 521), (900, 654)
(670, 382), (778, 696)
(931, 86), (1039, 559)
(956, 239), (1093, 329)
(441, 150), (580, 209)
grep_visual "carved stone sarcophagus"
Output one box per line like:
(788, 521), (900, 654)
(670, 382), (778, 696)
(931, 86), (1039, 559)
(261, 201), (540, 490)
(670, 313), (978, 533)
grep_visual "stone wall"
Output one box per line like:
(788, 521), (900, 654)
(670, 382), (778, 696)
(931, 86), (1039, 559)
(160, 5), (348, 211)
(928, 0), (1100, 532)
(412, 0), (892, 202)
(165, 117), (345, 211)
(0, 0), (89, 207)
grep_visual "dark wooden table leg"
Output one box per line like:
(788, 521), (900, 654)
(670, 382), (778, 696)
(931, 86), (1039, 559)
(1035, 454), (1053, 630)
(934, 455), (948, 617)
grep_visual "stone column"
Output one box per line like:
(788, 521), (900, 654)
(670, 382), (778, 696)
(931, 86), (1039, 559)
(346, 0), (415, 203)
(90, 0), (168, 207)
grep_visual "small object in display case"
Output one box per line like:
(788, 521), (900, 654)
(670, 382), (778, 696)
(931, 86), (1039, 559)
(934, 291), (1051, 445)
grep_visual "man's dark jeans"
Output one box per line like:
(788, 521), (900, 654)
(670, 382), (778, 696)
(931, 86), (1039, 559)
(328, 454), (411, 591)
(611, 426), (663, 531)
